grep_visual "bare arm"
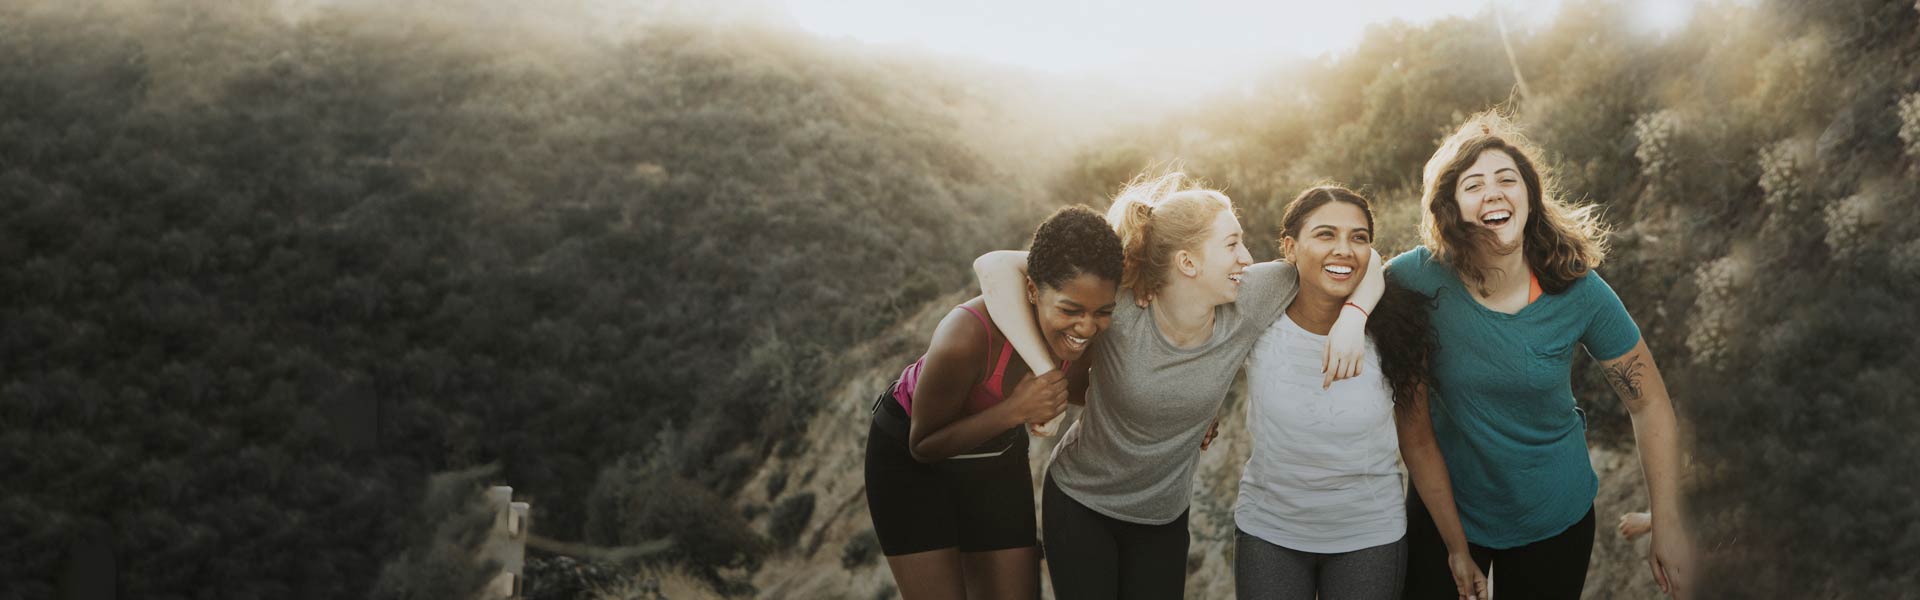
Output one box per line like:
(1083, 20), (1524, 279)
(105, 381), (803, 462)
(907, 308), (1065, 462)
(973, 250), (1056, 375)
(1397, 385), (1489, 600)
(1323, 248), (1385, 386)
(1600, 339), (1692, 598)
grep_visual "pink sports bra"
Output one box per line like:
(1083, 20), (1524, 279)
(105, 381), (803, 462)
(893, 305), (1014, 416)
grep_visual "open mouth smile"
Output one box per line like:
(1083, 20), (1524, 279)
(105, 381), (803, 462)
(1481, 209), (1513, 227)
(1063, 333), (1089, 351)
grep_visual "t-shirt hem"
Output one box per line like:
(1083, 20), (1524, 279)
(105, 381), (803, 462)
(1465, 498), (1596, 550)
(1235, 518), (1407, 554)
(1050, 472), (1186, 526)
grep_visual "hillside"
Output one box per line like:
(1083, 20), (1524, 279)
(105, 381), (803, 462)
(4, 0), (1914, 597)
(0, 0), (1118, 595)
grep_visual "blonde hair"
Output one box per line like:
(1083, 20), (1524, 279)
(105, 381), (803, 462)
(1419, 111), (1609, 295)
(1104, 171), (1234, 299)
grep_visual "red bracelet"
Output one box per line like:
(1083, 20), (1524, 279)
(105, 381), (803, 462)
(1343, 302), (1370, 318)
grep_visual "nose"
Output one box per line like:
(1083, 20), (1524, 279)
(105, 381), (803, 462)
(1074, 316), (1100, 337)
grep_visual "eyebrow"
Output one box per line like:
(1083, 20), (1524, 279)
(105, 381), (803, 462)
(1311, 224), (1372, 235)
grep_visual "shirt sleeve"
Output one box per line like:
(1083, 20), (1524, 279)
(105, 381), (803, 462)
(1578, 270), (1642, 361)
(1238, 260), (1299, 330)
(1385, 246), (1446, 297)
(1111, 287), (1144, 327)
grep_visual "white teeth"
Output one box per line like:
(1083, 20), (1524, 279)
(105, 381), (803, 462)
(1065, 335), (1087, 346)
(1228, 273), (1243, 283)
(1483, 210), (1512, 223)
(1325, 265), (1354, 275)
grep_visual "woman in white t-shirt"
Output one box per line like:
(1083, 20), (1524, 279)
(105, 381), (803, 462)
(1234, 185), (1485, 600)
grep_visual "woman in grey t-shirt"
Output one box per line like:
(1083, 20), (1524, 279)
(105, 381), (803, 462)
(973, 172), (1381, 599)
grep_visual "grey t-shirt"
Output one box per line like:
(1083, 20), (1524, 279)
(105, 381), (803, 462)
(1048, 261), (1300, 525)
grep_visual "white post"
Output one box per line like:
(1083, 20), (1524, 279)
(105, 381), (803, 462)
(481, 486), (528, 599)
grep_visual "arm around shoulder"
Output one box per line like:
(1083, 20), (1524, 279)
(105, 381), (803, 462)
(973, 250), (1056, 375)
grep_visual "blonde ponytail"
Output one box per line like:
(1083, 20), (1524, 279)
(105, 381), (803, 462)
(1104, 171), (1234, 299)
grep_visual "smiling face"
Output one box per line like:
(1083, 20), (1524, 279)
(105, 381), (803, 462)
(1454, 149), (1531, 252)
(1190, 207), (1254, 305)
(1283, 201), (1373, 302)
(1027, 272), (1119, 362)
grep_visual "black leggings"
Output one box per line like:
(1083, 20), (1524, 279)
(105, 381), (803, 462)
(1041, 473), (1190, 599)
(1402, 488), (1595, 599)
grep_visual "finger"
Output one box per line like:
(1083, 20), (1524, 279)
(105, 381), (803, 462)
(1321, 339), (1332, 373)
(1660, 559), (1675, 597)
(1650, 557), (1669, 594)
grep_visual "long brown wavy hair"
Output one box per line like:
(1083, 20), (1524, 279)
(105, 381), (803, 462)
(1419, 112), (1609, 296)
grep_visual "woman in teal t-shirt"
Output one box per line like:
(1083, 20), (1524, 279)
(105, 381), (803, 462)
(1389, 112), (1694, 599)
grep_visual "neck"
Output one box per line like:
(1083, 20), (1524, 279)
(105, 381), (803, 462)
(1285, 284), (1342, 336)
(1476, 242), (1529, 296)
(1150, 282), (1218, 343)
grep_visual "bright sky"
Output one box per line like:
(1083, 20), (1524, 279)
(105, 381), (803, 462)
(781, 0), (1695, 81)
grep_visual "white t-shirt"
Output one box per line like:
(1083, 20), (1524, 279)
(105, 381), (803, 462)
(1234, 313), (1406, 553)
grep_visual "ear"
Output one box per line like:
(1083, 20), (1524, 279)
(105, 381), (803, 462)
(1025, 277), (1039, 305)
(1280, 236), (1296, 263)
(1175, 249), (1198, 278)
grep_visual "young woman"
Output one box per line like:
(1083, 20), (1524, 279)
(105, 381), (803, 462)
(974, 172), (1382, 599)
(1234, 185), (1487, 600)
(1391, 113), (1694, 599)
(864, 205), (1123, 600)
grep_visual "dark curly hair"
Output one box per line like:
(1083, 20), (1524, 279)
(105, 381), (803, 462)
(1028, 204), (1124, 291)
(1368, 281), (1436, 409)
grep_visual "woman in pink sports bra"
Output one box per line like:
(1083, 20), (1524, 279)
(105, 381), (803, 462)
(864, 205), (1124, 599)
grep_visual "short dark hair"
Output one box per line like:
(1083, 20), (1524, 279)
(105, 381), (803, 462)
(1028, 204), (1124, 291)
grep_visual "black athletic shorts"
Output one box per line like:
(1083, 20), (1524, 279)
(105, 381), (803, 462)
(863, 384), (1037, 556)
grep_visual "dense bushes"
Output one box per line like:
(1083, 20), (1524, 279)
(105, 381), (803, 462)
(1040, 1), (1919, 595)
(583, 455), (768, 580)
(0, 0), (1040, 594)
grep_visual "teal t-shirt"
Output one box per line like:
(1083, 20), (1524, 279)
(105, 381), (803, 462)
(1387, 246), (1640, 549)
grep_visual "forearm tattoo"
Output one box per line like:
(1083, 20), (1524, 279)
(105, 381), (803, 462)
(1604, 354), (1647, 403)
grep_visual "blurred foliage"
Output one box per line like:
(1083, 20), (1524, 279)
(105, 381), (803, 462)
(0, 0), (1039, 595)
(367, 465), (502, 600)
(3, 0), (1914, 596)
(1038, 1), (1919, 595)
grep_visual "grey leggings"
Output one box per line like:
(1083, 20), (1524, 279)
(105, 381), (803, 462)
(1234, 528), (1406, 600)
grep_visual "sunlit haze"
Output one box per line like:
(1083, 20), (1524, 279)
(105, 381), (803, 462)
(782, 0), (1697, 88)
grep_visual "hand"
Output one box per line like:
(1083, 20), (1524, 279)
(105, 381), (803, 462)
(1447, 551), (1488, 600)
(1199, 418), (1220, 450)
(1135, 290), (1154, 308)
(1649, 524), (1694, 599)
(1618, 511), (1653, 540)
(1003, 371), (1068, 429)
(1322, 305), (1368, 388)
